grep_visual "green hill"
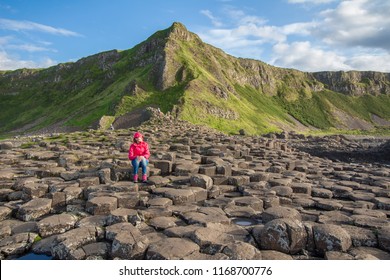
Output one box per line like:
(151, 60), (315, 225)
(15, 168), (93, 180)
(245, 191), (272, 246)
(1, 22), (390, 137)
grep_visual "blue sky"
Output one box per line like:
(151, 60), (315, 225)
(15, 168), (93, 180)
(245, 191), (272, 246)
(0, 0), (389, 72)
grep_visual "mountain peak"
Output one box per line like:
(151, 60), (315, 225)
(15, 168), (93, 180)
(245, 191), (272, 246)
(166, 22), (194, 41)
(170, 22), (188, 32)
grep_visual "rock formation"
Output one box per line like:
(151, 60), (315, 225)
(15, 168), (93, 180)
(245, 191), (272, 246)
(0, 115), (389, 260)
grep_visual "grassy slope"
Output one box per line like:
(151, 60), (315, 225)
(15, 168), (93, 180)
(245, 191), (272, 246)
(180, 84), (288, 134)
(172, 37), (390, 135)
(0, 47), (146, 135)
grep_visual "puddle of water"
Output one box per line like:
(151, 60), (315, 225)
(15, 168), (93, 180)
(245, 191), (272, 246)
(15, 253), (52, 260)
(232, 218), (261, 226)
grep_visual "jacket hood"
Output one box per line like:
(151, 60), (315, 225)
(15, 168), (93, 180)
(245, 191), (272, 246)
(133, 132), (143, 139)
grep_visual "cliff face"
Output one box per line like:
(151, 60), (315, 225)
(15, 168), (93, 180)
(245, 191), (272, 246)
(313, 71), (390, 96)
(0, 22), (389, 137)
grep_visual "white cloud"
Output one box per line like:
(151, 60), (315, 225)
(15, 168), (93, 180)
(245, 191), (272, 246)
(198, 6), (320, 50)
(346, 52), (390, 72)
(7, 43), (56, 52)
(0, 35), (56, 59)
(200, 10), (223, 27)
(198, 8), (313, 61)
(0, 50), (56, 70)
(235, 24), (286, 42)
(237, 15), (267, 26)
(0, 35), (13, 45)
(197, 1), (390, 72)
(0, 18), (79, 70)
(270, 41), (390, 72)
(201, 29), (263, 49)
(271, 41), (351, 71)
(198, 25), (282, 61)
(281, 22), (316, 36)
(222, 7), (268, 26)
(0, 18), (81, 37)
(316, 0), (390, 50)
(199, 9), (287, 49)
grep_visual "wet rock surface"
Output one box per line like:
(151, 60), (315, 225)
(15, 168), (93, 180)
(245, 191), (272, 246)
(0, 120), (389, 260)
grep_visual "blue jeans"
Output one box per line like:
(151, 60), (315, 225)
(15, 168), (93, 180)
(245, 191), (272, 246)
(131, 158), (148, 176)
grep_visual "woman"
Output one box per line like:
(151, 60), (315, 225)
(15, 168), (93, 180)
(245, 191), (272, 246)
(128, 132), (150, 183)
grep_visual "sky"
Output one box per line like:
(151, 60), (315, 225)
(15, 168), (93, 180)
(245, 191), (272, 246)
(0, 0), (389, 72)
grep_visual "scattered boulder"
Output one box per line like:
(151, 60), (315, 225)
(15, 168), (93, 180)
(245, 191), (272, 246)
(313, 224), (352, 255)
(257, 218), (307, 254)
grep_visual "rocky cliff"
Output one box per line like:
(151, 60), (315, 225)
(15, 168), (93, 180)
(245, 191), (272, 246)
(313, 71), (390, 96)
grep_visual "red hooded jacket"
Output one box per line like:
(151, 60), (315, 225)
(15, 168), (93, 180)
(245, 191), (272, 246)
(128, 141), (150, 160)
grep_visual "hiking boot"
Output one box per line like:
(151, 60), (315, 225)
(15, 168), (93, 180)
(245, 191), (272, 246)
(142, 174), (147, 183)
(133, 175), (138, 183)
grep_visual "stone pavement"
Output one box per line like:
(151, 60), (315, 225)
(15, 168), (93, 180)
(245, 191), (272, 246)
(0, 119), (389, 260)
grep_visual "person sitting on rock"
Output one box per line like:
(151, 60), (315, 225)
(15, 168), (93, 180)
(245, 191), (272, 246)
(128, 132), (150, 183)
